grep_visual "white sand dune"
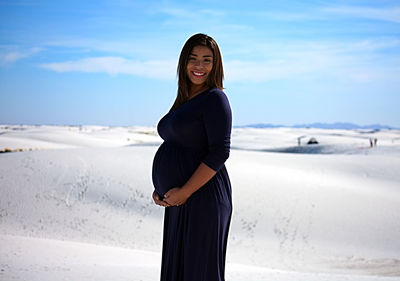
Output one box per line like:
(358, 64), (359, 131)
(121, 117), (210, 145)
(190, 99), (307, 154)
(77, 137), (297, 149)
(0, 125), (161, 150)
(2, 235), (397, 281)
(1, 125), (400, 280)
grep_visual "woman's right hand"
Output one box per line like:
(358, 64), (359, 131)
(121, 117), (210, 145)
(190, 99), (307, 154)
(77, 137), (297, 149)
(152, 190), (170, 207)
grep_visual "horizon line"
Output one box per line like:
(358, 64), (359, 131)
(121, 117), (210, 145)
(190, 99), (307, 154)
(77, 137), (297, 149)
(1, 122), (399, 130)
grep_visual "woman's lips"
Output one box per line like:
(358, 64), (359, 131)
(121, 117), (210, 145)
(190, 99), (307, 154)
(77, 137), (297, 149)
(192, 71), (206, 77)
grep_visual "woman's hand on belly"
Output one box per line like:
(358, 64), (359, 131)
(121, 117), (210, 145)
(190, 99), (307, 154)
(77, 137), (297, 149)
(163, 162), (217, 206)
(152, 190), (170, 207)
(163, 187), (191, 206)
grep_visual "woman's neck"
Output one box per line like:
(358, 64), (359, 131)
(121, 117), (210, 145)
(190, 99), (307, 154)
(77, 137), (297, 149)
(189, 84), (208, 99)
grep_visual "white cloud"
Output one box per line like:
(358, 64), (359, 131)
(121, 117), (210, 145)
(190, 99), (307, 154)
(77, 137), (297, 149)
(225, 39), (400, 83)
(44, 38), (180, 59)
(155, 6), (233, 30)
(0, 47), (43, 64)
(251, 6), (400, 23)
(253, 11), (326, 21)
(38, 38), (400, 84)
(40, 57), (177, 80)
(225, 55), (333, 83)
(323, 6), (400, 23)
(158, 7), (225, 19)
(39, 47), (400, 84)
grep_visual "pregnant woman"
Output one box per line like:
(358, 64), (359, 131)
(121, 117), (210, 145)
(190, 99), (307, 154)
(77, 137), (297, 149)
(152, 33), (233, 281)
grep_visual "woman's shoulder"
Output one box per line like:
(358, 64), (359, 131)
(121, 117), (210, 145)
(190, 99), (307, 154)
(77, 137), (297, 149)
(201, 88), (231, 112)
(204, 87), (228, 101)
(207, 87), (225, 95)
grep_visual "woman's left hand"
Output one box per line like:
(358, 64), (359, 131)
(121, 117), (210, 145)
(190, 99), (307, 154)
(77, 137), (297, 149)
(163, 187), (191, 206)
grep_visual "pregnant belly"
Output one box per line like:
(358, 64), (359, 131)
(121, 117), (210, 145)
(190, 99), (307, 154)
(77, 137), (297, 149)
(152, 142), (202, 197)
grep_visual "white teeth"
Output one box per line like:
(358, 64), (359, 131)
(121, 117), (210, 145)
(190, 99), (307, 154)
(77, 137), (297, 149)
(193, 71), (205, 76)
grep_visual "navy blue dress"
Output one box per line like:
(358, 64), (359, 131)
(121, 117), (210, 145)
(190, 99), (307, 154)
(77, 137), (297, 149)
(152, 88), (232, 281)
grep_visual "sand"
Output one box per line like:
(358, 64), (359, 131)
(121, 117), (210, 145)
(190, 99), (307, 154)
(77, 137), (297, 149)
(1, 124), (399, 280)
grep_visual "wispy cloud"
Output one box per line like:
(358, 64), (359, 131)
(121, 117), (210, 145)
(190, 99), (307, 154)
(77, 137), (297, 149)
(225, 39), (400, 83)
(158, 7), (226, 19)
(225, 57), (398, 84)
(44, 38), (179, 59)
(38, 33), (400, 84)
(39, 37), (400, 84)
(0, 47), (43, 65)
(155, 5), (240, 31)
(249, 5), (400, 23)
(323, 6), (400, 23)
(253, 10), (326, 22)
(40, 57), (177, 80)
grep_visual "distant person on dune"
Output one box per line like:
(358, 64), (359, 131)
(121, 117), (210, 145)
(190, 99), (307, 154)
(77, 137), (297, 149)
(151, 33), (233, 281)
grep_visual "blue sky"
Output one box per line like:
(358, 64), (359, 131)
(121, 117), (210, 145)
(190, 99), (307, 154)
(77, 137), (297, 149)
(1, 0), (399, 127)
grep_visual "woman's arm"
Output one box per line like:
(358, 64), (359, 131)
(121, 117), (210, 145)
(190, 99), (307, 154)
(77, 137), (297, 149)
(163, 162), (216, 206)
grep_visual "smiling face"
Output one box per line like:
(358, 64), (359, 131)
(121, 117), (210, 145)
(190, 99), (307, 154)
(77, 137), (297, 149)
(186, 45), (214, 93)
(173, 33), (224, 110)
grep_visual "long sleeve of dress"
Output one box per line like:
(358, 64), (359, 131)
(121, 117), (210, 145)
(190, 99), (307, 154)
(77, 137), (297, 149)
(202, 90), (232, 172)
